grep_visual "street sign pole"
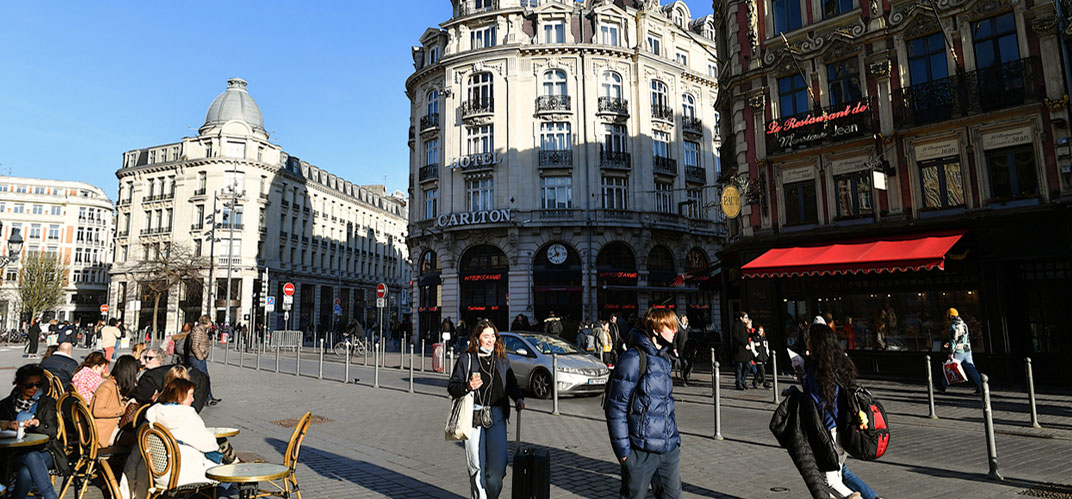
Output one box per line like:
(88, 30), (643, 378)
(262, 268), (270, 350)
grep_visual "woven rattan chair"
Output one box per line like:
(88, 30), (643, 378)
(58, 400), (122, 499)
(138, 423), (216, 499)
(257, 412), (312, 499)
(42, 369), (65, 400)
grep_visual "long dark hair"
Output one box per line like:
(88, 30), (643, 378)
(111, 355), (140, 399)
(465, 318), (506, 359)
(76, 352), (109, 372)
(805, 324), (857, 410)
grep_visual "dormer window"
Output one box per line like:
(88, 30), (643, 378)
(673, 9), (686, 28)
(428, 46), (440, 64)
(471, 25), (497, 49)
(543, 20), (565, 43)
(600, 24), (620, 46)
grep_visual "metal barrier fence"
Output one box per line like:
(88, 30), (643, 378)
(269, 330), (303, 351)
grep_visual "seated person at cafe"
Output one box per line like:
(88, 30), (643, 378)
(70, 351), (110, 403)
(0, 364), (71, 499)
(133, 348), (211, 412)
(90, 355), (140, 448)
(39, 341), (79, 389)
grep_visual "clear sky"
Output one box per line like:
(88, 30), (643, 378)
(0, 1), (712, 201)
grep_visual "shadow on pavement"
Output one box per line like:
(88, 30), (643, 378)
(265, 438), (465, 498)
(881, 458), (1068, 491)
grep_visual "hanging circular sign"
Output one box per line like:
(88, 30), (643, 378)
(721, 185), (742, 219)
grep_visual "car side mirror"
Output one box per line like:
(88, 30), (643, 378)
(516, 348), (528, 357)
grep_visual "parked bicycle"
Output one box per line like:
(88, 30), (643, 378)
(332, 333), (370, 357)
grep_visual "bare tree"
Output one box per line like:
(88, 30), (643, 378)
(18, 251), (67, 321)
(134, 242), (205, 335)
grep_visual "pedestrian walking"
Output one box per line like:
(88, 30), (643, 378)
(100, 318), (121, 362)
(802, 323), (878, 499)
(934, 308), (982, 394)
(26, 317), (42, 359)
(673, 314), (691, 386)
(511, 314), (526, 332)
(604, 308), (682, 499)
(187, 316), (221, 405)
(731, 311), (751, 390)
(446, 319), (525, 499)
(749, 326), (771, 389)
(543, 311), (563, 336)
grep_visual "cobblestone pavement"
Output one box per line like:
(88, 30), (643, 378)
(3, 344), (1071, 498)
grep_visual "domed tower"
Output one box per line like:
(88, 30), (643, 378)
(198, 77), (269, 140)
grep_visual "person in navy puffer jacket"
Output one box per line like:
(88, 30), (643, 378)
(604, 308), (682, 499)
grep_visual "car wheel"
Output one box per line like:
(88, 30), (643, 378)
(530, 369), (552, 399)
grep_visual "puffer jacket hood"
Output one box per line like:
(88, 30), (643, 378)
(604, 328), (680, 460)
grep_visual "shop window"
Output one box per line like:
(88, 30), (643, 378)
(827, 58), (861, 107)
(778, 75), (809, 117)
(784, 181), (818, 225)
(919, 156), (965, 209)
(834, 172), (873, 219)
(985, 145), (1038, 200)
(772, 0), (802, 35)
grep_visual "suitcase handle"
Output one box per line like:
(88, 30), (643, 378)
(515, 409), (521, 454)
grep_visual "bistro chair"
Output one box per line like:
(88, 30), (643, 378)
(258, 411), (312, 499)
(59, 400), (122, 499)
(138, 423), (216, 499)
(42, 370), (65, 400)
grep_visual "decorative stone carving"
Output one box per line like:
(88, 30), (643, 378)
(1030, 16), (1059, 35)
(748, 93), (766, 110)
(747, 0), (759, 57)
(869, 60), (891, 77)
(821, 39), (861, 63)
(1045, 95), (1069, 112)
(890, 0), (969, 28)
(967, 0), (1013, 21)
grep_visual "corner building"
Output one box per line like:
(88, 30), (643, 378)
(407, 0), (726, 337)
(111, 78), (410, 334)
(714, 0), (1072, 383)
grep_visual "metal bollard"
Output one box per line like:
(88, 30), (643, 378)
(274, 346), (279, 374)
(421, 340), (426, 372)
(210, 340), (215, 363)
(552, 353), (560, 416)
(256, 343), (261, 371)
(980, 374), (1003, 480)
(1026, 357), (1041, 428)
(772, 349), (780, 405)
(713, 355), (723, 440)
(224, 337), (229, 365)
(295, 344), (301, 376)
(318, 339), (324, 380)
(409, 343), (415, 393)
(363, 341), (369, 366)
(374, 342), (380, 388)
(449, 348), (455, 378)
(400, 340), (405, 371)
(344, 343), (351, 384)
(925, 355), (938, 419)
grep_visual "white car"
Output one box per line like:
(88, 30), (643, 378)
(500, 332), (610, 399)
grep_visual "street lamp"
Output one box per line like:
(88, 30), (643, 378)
(0, 224), (24, 268)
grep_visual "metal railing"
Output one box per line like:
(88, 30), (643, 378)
(600, 151), (631, 170)
(459, 0), (498, 16)
(269, 330), (303, 351)
(597, 96), (629, 115)
(653, 156), (677, 175)
(538, 150), (573, 167)
(419, 164), (439, 182)
(539, 209), (576, 220)
(535, 95), (571, 113)
(461, 98), (494, 118)
(893, 57), (1042, 128)
(682, 116), (703, 135)
(420, 113), (440, 131)
(685, 165), (705, 182)
(651, 103), (674, 122)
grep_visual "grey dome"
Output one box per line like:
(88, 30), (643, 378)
(202, 78), (266, 134)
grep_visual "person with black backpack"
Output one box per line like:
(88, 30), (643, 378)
(802, 323), (880, 499)
(604, 308), (681, 499)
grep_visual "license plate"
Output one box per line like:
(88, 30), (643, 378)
(588, 377), (607, 385)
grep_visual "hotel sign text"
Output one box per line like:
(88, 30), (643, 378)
(435, 209), (512, 228)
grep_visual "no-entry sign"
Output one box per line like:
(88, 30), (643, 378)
(376, 283), (388, 299)
(283, 282), (295, 297)
(99, 304), (109, 314)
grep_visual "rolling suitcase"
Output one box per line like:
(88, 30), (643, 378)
(512, 411), (550, 499)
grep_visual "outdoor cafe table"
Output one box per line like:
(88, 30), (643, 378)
(207, 462), (289, 499)
(206, 426), (240, 439)
(0, 433), (50, 487)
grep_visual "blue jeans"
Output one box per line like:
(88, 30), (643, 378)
(843, 465), (877, 499)
(936, 351), (982, 390)
(11, 450), (57, 499)
(619, 446), (681, 499)
(189, 357), (214, 399)
(464, 406), (507, 499)
(734, 362), (748, 388)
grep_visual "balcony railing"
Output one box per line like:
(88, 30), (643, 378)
(217, 256), (242, 266)
(419, 164), (439, 182)
(597, 97), (629, 115)
(539, 209), (576, 220)
(893, 57), (1043, 128)
(653, 156), (677, 175)
(193, 187), (206, 196)
(459, 0), (498, 16)
(600, 150), (631, 170)
(538, 150), (573, 167)
(765, 97), (875, 154)
(190, 223), (203, 231)
(116, 230), (129, 238)
(218, 223), (244, 231)
(420, 113), (440, 131)
(682, 116), (703, 136)
(461, 98), (494, 118)
(535, 95), (571, 113)
(651, 103), (674, 122)
(685, 166), (705, 183)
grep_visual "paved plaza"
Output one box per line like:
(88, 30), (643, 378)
(3, 344), (1072, 498)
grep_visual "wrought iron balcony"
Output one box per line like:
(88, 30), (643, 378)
(194, 187), (207, 197)
(535, 95), (571, 113)
(653, 156), (677, 175)
(190, 223), (203, 231)
(682, 116), (703, 136)
(651, 103), (674, 122)
(419, 164), (439, 182)
(459, 0), (498, 16)
(893, 57), (1042, 128)
(600, 150), (631, 170)
(685, 166), (705, 183)
(461, 98), (494, 118)
(538, 150), (573, 167)
(420, 113), (440, 131)
(597, 97), (629, 115)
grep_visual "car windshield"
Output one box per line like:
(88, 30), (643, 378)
(520, 334), (582, 355)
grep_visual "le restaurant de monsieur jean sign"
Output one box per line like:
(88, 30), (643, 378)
(436, 209), (512, 228)
(766, 100), (872, 152)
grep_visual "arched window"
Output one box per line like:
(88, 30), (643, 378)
(542, 70), (567, 96)
(673, 9), (686, 28)
(426, 90), (439, 116)
(651, 80), (669, 108)
(601, 71), (623, 99)
(469, 73), (493, 106)
(682, 94), (696, 119)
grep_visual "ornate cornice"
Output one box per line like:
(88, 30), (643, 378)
(1030, 16), (1059, 35)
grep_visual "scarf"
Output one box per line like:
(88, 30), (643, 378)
(12, 391), (39, 414)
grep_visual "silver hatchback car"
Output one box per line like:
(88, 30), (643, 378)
(499, 332), (610, 399)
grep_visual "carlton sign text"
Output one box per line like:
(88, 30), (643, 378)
(436, 209), (512, 228)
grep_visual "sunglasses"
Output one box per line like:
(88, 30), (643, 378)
(143, 356), (156, 361)
(22, 382), (43, 389)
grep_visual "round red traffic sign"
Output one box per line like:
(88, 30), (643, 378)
(283, 283), (295, 297)
(99, 304), (109, 313)
(376, 283), (388, 299)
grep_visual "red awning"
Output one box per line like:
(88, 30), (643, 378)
(741, 231), (965, 278)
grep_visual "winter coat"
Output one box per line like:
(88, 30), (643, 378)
(0, 393), (71, 475)
(190, 323), (210, 361)
(133, 365), (211, 413)
(749, 332), (770, 363)
(731, 322), (751, 362)
(446, 351), (524, 421)
(604, 328), (680, 460)
(673, 323), (689, 359)
(769, 386), (840, 499)
(949, 316), (971, 354)
(40, 352), (79, 389)
(544, 317), (563, 336)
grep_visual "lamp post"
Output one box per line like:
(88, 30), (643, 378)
(0, 224), (24, 268)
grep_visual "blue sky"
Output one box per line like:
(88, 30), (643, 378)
(0, 1), (712, 201)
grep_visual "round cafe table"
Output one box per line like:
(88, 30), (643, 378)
(0, 433), (50, 489)
(206, 427), (240, 439)
(207, 463), (289, 499)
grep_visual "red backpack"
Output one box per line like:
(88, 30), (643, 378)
(838, 385), (890, 460)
